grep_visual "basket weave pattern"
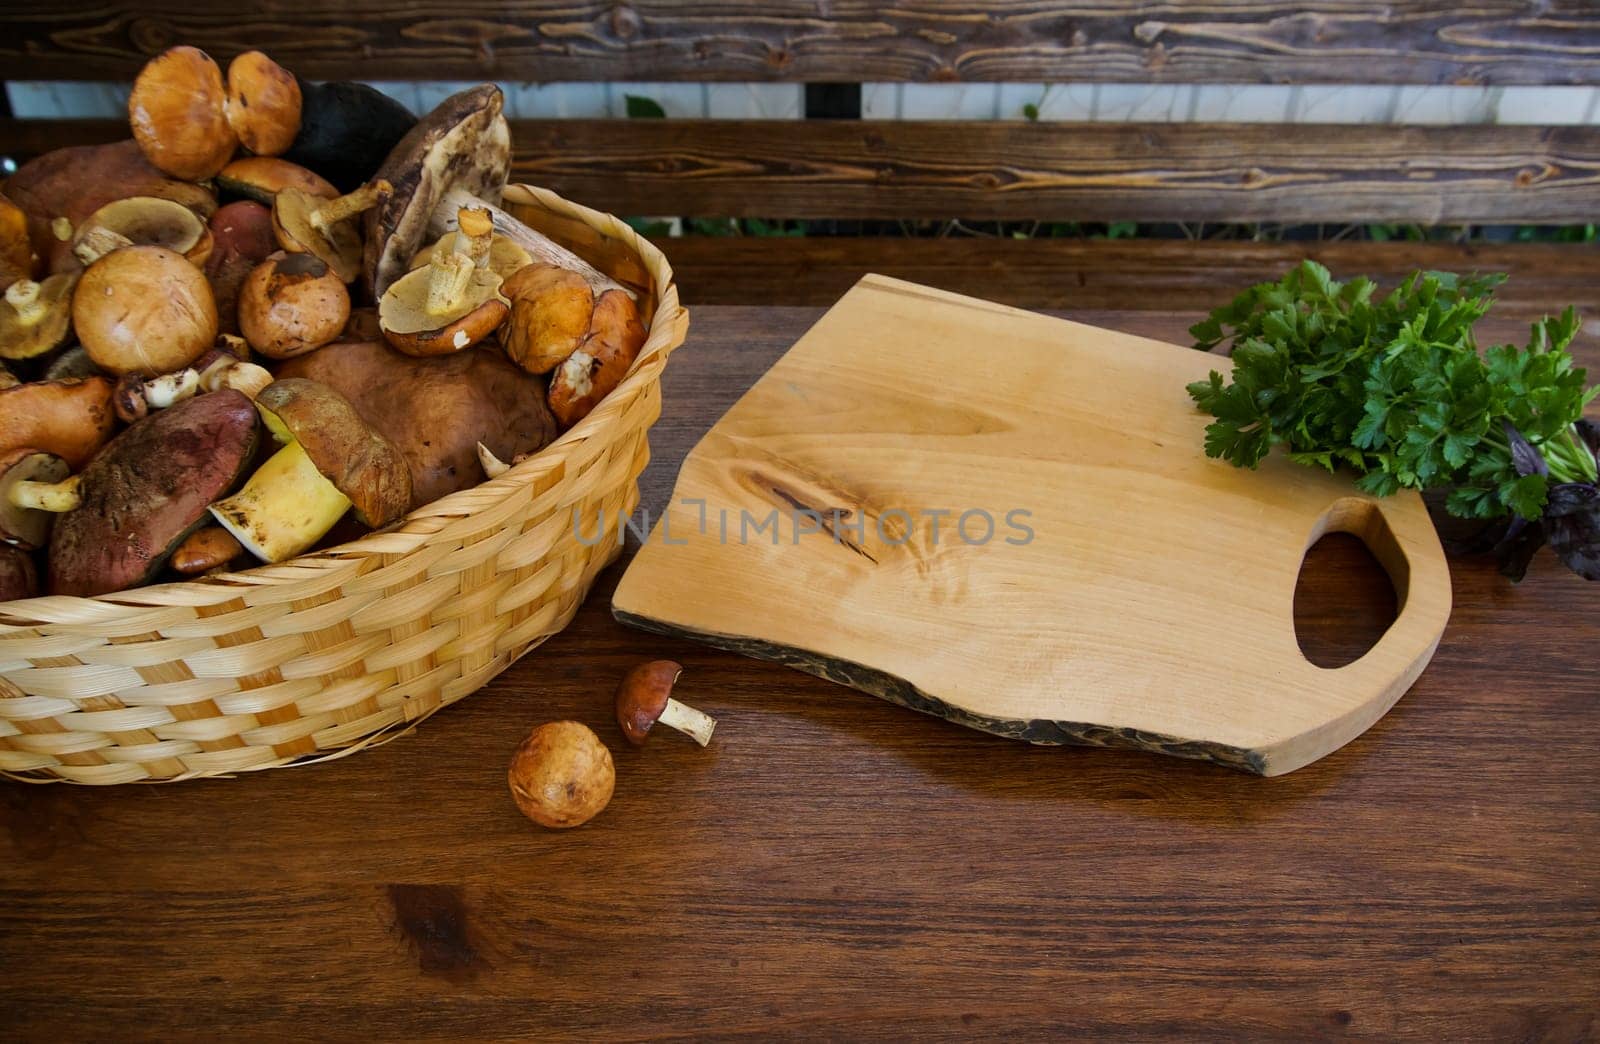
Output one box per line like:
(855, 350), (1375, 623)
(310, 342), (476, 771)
(0, 185), (688, 784)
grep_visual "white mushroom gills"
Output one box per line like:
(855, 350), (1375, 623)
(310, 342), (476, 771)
(658, 696), (717, 747)
(431, 185), (631, 300)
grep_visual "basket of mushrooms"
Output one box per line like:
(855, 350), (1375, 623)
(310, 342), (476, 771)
(0, 48), (688, 783)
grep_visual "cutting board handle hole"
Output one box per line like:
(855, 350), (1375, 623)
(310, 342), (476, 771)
(1294, 500), (1403, 669)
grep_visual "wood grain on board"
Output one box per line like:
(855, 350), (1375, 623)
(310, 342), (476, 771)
(1, 2), (1596, 85)
(1, 304), (1595, 1038)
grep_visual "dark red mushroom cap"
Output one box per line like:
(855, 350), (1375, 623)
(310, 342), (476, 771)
(615, 659), (683, 745)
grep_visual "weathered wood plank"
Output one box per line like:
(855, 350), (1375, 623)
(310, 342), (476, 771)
(662, 239), (1600, 313)
(6, 119), (1598, 225)
(1, 2), (1597, 85)
(1, 306), (1596, 1039)
(514, 121), (1600, 224)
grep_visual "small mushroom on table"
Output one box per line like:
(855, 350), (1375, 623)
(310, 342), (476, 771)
(70, 196), (213, 268)
(273, 180), (392, 284)
(209, 378), (411, 563)
(0, 273), (78, 363)
(0, 376), (117, 470)
(238, 251), (351, 358)
(365, 84), (627, 303)
(377, 206), (507, 356)
(0, 448), (80, 550)
(48, 390), (260, 596)
(507, 721), (616, 829)
(615, 660), (718, 747)
(74, 245), (218, 376)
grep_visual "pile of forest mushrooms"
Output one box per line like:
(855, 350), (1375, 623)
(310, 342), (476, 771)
(0, 47), (648, 602)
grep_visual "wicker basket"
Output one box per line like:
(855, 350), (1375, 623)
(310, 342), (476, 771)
(0, 184), (688, 784)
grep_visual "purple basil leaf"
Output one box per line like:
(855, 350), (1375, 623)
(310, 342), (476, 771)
(1493, 515), (1546, 583)
(1504, 420), (1548, 477)
(1544, 482), (1600, 581)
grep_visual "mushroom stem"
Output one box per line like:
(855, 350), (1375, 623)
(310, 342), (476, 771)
(657, 696), (717, 747)
(72, 226), (136, 266)
(477, 441), (510, 478)
(196, 351), (273, 400)
(9, 474), (81, 513)
(424, 249), (476, 317)
(114, 368), (201, 422)
(309, 179), (393, 234)
(50, 217), (73, 243)
(431, 185), (631, 299)
(208, 438), (352, 563)
(5, 280), (46, 326)
(457, 206), (494, 269)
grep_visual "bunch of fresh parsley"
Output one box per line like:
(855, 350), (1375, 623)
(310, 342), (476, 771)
(1188, 261), (1599, 581)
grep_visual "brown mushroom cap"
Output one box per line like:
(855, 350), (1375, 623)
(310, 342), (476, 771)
(128, 46), (238, 181)
(75, 246), (218, 376)
(206, 200), (279, 336)
(217, 156), (338, 206)
(365, 85), (511, 301)
(225, 51), (302, 157)
(547, 289), (648, 428)
(0, 194), (35, 291)
(0, 376), (116, 469)
(0, 448), (72, 549)
(49, 389), (260, 597)
(615, 659), (682, 745)
(378, 263), (507, 357)
(275, 340), (558, 507)
(0, 273), (79, 362)
(169, 526), (245, 576)
(5, 141), (217, 276)
(507, 721), (615, 829)
(501, 264), (594, 375)
(0, 543), (37, 603)
(254, 379), (412, 528)
(238, 252), (351, 359)
(71, 196), (211, 268)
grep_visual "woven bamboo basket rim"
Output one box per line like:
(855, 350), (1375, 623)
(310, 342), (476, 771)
(0, 182), (688, 783)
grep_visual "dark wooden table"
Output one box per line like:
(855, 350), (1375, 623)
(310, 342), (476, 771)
(3, 304), (1596, 1040)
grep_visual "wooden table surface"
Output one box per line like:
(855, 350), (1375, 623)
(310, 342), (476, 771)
(3, 303), (1597, 1040)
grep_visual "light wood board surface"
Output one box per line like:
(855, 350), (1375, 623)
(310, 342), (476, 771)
(613, 276), (1453, 775)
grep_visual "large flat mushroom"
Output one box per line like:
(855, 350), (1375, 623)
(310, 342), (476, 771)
(276, 339), (557, 507)
(48, 390), (260, 596)
(364, 84), (626, 302)
(5, 140), (216, 275)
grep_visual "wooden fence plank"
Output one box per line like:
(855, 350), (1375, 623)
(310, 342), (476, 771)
(659, 238), (1600, 314)
(6, 119), (1596, 224)
(1, 2), (1597, 85)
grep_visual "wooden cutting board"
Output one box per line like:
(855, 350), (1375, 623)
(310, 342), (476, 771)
(613, 276), (1452, 775)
